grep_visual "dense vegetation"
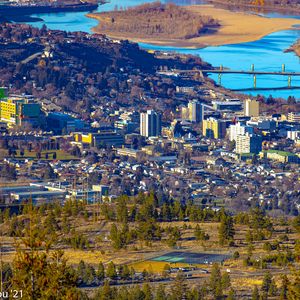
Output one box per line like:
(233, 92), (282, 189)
(91, 2), (219, 39)
(1, 192), (300, 298)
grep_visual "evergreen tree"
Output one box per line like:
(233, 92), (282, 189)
(106, 261), (117, 280)
(280, 275), (289, 300)
(218, 214), (235, 245)
(170, 271), (187, 300)
(252, 286), (260, 300)
(97, 262), (105, 281)
(209, 263), (223, 299)
(261, 271), (277, 297)
(155, 285), (167, 300)
(221, 271), (231, 290)
(143, 283), (153, 300)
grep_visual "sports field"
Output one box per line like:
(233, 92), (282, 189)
(151, 251), (230, 265)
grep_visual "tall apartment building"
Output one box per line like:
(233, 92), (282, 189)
(236, 133), (262, 154)
(202, 118), (227, 139)
(140, 110), (162, 137)
(0, 96), (41, 127)
(188, 100), (202, 122)
(229, 122), (254, 141)
(244, 99), (259, 117)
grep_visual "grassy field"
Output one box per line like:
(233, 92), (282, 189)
(0, 149), (79, 161)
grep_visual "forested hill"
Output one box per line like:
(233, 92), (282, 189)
(89, 2), (220, 40)
(0, 23), (211, 116)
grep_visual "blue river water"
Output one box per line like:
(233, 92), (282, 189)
(25, 0), (300, 100)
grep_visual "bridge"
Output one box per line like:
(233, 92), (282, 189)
(160, 64), (300, 89)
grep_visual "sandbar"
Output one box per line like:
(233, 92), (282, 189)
(87, 4), (300, 48)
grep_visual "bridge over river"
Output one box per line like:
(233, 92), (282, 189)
(160, 64), (300, 90)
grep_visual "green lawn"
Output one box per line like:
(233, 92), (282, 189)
(1, 149), (79, 161)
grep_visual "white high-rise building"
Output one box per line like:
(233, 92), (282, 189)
(229, 122), (254, 141)
(140, 110), (162, 137)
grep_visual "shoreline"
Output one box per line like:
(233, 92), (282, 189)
(87, 4), (300, 49)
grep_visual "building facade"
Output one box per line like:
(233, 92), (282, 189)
(140, 110), (162, 137)
(202, 118), (227, 139)
(0, 96), (41, 127)
(244, 99), (259, 117)
(236, 133), (262, 154)
(229, 122), (254, 141)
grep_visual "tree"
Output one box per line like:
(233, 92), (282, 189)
(252, 286), (260, 300)
(170, 271), (187, 300)
(97, 262), (105, 281)
(227, 288), (236, 300)
(116, 196), (128, 224)
(106, 261), (117, 280)
(221, 271), (231, 290)
(10, 205), (81, 298)
(143, 283), (153, 300)
(293, 215), (300, 233)
(219, 214), (235, 245)
(95, 280), (114, 300)
(194, 224), (209, 241)
(287, 270), (300, 300)
(261, 271), (277, 297)
(209, 263), (223, 299)
(280, 275), (289, 300)
(155, 285), (167, 300)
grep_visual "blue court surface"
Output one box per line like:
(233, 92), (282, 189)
(151, 252), (230, 264)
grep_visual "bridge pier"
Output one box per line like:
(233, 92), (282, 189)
(218, 73), (222, 85)
(253, 74), (257, 89)
(251, 64), (255, 72)
(288, 75), (292, 88)
(282, 64), (286, 73)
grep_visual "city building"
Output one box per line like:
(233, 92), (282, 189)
(75, 130), (124, 147)
(229, 122), (254, 141)
(140, 110), (162, 137)
(117, 147), (143, 158)
(247, 118), (277, 132)
(0, 95), (41, 127)
(188, 100), (202, 122)
(202, 118), (227, 139)
(212, 99), (242, 111)
(288, 112), (300, 123)
(244, 99), (259, 117)
(259, 150), (299, 163)
(235, 133), (262, 154)
(47, 112), (85, 134)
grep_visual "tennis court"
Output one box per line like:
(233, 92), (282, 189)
(151, 251), (230, 265)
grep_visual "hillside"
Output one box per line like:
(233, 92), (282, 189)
(88, 2), (220, 40)
(0, 23), (211, 117)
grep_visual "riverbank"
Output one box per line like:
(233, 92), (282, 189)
(286, 40), (300, 57)
(0, 1), (99, 24)
(207, 0), (300, 15)
(88, 4), (300, 48)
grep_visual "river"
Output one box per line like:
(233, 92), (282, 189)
(25, 0), (300, 100)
